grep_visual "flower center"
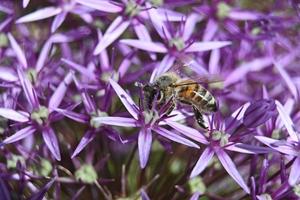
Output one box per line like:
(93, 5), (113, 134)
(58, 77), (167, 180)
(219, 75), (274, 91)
(26, 68), (37, 84)
(125, 1), (140, 17)
(211, 130), (229, 147)
(31, 106), (49, 125)
(142, 110), (159, 127)
(75, 164), (98, 184)
(101, 70), (119, 83)
(169, 37), (185, 51)
(90, 110), (108, 128)
(217, 2), (231, 19)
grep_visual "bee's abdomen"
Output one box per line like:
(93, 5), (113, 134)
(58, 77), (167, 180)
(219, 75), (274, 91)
(192, 87), (217, 113)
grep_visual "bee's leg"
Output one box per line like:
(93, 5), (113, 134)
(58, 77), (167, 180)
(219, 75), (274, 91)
(192, 106), (208, 129)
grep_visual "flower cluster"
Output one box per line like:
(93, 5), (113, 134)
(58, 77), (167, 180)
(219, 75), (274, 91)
(0, 0), (300, 199)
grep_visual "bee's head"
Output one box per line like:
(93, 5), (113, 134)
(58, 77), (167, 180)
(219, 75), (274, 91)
(154, 73), (179, 89)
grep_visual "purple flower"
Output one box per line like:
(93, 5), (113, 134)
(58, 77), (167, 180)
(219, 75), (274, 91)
(91, 79), (199, 168)
(0, 68), (73, 161)
(255, 100), (300, 185)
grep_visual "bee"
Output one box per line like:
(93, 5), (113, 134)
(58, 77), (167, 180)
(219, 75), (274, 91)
(141, 72), (218, 129)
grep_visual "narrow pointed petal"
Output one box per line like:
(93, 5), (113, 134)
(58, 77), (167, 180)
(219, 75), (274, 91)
(94, 19), (130, 55)
(153, 127), (199, 149)
(91, 116), (138, 127)
(109, 79), (139, 119)
(275, 62), (298, 101)
(141, 189), (150, 200)
(216, 149), (250, 194)
(36, 40), (52, 72)
(42, 128), (61, 161)
(156, 8), (185, 21)
(224, 57), (272, 87)
(185, 41), (231, 52)
(190, 192), (201, 200)
(97, 30), (110, 71)
(138, 128), (152, 168)
(165, 120), (209, 144)
(183, 13), (202, 41)
(71, 130), (95, 158)
(0, 17), (13, 32)
(7, 33), (28, 69)
(0, 108), (29, 122)
(75, 0), (122, 13)
(120, 39), (167, 53)
(133, 21), (156, 60)
(17, 68), (39, 108)
(0, 66), (18, 82)
(2, 126), (35, 144)
(190, 147), (214, 178)
(288, 157), (300, 185)
(29, 178), (55, 200)
(16, 7), (62, 23)
(0, 177), (11, 200)
(151, 55), (175, 82)
(202, 19), (218, 41)
(209, 48), (220, 74)
(51, 11), (67, 33)
(61, 58), (96, 80)
(275, 100), (298, 142)
(228, 11), (260, 21)
(255, 136), (298, 156)
(48, 72), (73, 112)
(146, 2), (171, 39)
(23, 0), (30, 8)
(54, 108), (89, 123)
(226, 143), (272, 154)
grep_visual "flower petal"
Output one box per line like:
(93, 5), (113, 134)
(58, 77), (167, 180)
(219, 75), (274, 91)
(17, 68), (39, 108)
(48, 72), (73, 112)
(16, 7), (62, 23)
(0, 67), (17, 82)
(226, 143), (272, 154)
(35, 39), (53, 73)
(146, 2), (171, 39)
(94, 18), (130, 55)
(153, 127), (199, 149)
(288, 157), (300, 185)
(91, 116), (138, 127)
(228, 10), (260, 21)
(255, 136), (298, 156)
(224, 57), (272, 87)
(138, 128), (153, 168)
(71, 130), (96, 158)
(75, 0), (122, 13)
(275, 100), (299, 142)
(274, 62), (298, 100)
(109, 79), (139, 119)
(183, 13), (202, 41)
(0, 177), (10, 200)
(185, 41), (231, 52)
(29, 178), (56, 200)
(7, 33), (28, 69)
(150, 55), (175, 83)
(2, 126), (35, 144)
(51, 11), (67, 33)
(54, 108), (89, 124)
(23, 0), (30, 8)
(120, 39), (167, 53)
(0, 108), (29, 122)
(216, 149), (250, 194)
(165, 120), (209, 144)
(190, 147), (214, 178)
(61, 58), (96, 80)
(42, 128), (61, 161)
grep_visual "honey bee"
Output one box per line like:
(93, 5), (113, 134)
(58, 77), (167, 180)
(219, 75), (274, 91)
(141, 72), (218, 129)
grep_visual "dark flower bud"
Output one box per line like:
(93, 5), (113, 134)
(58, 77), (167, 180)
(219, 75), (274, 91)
(243, 99), (277, 128)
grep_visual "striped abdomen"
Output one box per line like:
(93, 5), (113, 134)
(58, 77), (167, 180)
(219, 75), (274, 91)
(174, 80), (217, 113)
